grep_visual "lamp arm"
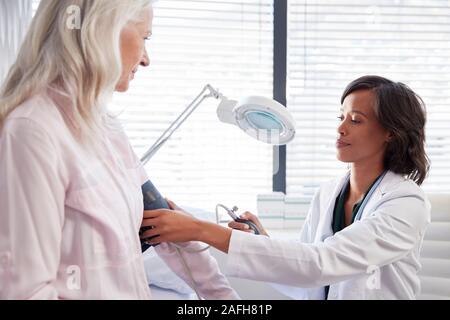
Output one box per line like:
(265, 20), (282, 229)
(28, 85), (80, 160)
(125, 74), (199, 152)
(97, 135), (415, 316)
(140, 84), (223, 165)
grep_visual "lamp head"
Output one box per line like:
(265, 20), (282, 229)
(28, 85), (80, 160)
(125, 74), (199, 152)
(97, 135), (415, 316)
(217, 96), (296, 145)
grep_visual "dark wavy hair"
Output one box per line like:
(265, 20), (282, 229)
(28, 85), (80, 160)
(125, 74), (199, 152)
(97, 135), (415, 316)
(341, 75), (430, 185)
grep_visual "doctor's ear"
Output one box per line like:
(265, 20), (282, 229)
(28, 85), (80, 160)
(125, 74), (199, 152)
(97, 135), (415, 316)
(385, 132), (394, 143)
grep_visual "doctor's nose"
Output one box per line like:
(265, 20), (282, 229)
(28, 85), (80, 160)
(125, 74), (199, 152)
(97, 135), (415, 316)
(337, 121), (347, 136)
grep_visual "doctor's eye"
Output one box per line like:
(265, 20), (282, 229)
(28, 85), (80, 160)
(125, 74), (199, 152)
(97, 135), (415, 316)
(350, 116), (362, 124)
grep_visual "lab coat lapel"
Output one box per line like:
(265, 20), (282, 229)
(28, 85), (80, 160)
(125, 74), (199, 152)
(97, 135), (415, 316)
(353, 171), (405, 221)
(314, 171), (350, 243)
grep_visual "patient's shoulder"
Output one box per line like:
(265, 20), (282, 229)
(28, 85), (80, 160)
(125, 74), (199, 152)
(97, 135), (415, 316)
(6, 92), (67, 135)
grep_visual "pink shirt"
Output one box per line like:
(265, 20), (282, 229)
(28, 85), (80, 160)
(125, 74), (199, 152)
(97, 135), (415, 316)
(0, 90), (238, 300)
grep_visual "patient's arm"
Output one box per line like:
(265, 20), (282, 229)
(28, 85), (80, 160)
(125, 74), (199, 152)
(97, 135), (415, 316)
(142, 201), (239, 300)
(154, 237), (239, 300)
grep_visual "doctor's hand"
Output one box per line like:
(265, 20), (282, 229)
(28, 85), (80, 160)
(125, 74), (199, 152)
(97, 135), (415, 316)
(228, 212), (269, 237)
(141, 207), (202, 244)
(166, 198), (185, 213)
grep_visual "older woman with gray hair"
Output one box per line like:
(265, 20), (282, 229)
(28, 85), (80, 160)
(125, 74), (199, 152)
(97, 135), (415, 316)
(0, 0), (238, 300)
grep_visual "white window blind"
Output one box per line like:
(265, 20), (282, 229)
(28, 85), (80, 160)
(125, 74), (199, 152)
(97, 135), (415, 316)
(0, 0), (33, 83)
(32, 0), (274, 212)
(287, 0), (450, 197)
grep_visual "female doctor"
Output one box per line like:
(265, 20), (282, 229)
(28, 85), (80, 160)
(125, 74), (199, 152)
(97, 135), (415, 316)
(0, 0), (238, 300)
(142, 75), (431, 299)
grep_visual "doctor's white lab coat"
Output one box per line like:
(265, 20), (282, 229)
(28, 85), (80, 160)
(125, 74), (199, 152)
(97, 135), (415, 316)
(226, 171), (431, 299)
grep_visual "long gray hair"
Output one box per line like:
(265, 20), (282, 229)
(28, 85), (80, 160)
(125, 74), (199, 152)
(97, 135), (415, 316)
(0, 0), (153, 144)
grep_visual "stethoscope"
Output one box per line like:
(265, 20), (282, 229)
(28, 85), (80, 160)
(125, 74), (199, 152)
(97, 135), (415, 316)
(340, 170), (388, 221)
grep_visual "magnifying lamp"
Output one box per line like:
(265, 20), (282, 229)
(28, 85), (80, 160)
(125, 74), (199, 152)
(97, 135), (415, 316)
(139, 84), (296, 252)
(217, 95), (296, 146)
(140, 84), (296, 166)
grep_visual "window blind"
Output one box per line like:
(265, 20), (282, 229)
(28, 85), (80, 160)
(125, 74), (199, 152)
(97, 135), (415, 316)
(287, 0), (450, 197)
(32, 0), (275, 212)
(0, 0), (32, 83)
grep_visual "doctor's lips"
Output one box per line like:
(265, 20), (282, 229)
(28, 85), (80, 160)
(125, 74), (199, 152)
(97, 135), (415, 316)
(336, 138), (351, 148)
